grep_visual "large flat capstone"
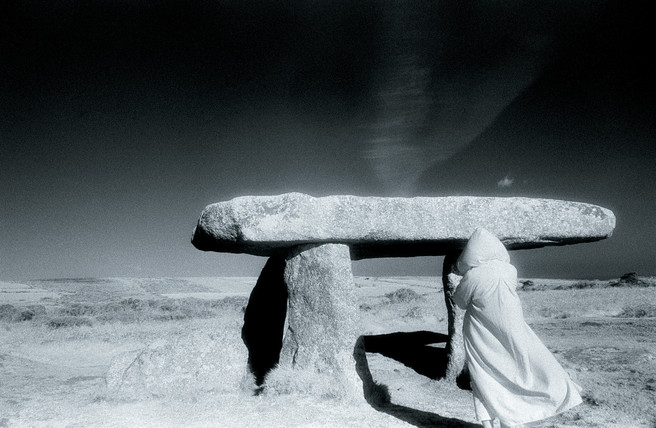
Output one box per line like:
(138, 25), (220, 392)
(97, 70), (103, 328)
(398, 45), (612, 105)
(191, 193), (615, 259)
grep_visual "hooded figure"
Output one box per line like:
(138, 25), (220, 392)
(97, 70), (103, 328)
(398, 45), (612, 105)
(453, 228), (582, 427)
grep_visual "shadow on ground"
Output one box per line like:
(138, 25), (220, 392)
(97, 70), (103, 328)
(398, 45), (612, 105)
(364, 331), (449, 380)
(363, 331), (471, 389)
(355, 334), (477, 428)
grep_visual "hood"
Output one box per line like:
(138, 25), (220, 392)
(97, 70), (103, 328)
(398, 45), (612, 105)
(457, 228), (510, 274)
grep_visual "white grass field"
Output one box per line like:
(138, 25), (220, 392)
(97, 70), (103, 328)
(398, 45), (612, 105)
(1, 276), (655, 427)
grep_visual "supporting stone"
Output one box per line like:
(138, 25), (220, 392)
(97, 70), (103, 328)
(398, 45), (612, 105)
(265, 243), (362, 399)
(241, 256), (288, 387)
(442, 252), (466, 380)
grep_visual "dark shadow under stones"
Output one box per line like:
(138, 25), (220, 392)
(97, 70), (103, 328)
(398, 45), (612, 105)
(241, 256), (288, 387)
(355, 333), (476, 428)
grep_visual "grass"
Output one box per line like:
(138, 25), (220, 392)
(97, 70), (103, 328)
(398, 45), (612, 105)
(520, 274), (656, 292)
(520, 287), (656, 320)
(0, 296), (248, 327)
(2, 276), (656, 427)
(516, 275), (656, 320)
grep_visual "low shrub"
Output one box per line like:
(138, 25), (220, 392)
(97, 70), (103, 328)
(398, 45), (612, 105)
(384, 288), (424, 303)
(615, 304), (656, 318)
(402, 306), (426, 319)
(519, 280), (534, 289)
(537, 307), (570, 319)
(0, 304), (47, 322)
(567, 280), (601, 290)
(61, 303), (96, 317)
(0, 304), (20, 322)
(48, 316), (94, 328)
(19, 305), (47, 321)
(582, 390), (602, 407)
(609, 272), (653, 288)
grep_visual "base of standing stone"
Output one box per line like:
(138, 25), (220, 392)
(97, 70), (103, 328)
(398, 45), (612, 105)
(264, 243), (363, 400)
(263, 351), (363, 400)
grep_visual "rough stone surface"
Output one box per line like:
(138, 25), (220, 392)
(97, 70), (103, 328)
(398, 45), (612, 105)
(442, 255), (466, 380)
(106, 329), (249, 398)
(192, 193), (616, 259)
(265, 243), (362, 399)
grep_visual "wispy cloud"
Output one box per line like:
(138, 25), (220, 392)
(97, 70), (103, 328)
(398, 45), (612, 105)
(362, 3), (553, 195)
(497, 175), (514, 188)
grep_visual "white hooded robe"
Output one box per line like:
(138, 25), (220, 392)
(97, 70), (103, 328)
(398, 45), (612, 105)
(453, 228), (582, 426)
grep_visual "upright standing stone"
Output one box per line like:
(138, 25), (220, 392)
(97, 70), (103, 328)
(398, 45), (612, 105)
(443, 253), (465, 380)
(265, 243), (362, 399)
(241, 256), (288, 387)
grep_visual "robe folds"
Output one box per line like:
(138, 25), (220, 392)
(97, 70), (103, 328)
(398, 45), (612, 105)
(453, 228), (582, 426)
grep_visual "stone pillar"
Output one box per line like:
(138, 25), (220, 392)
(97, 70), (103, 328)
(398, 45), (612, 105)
(442, 252), (466, 380)
(241, 256), (288, 387)
(265, 243), (362, 399)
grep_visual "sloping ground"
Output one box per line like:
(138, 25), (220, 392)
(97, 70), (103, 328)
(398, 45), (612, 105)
(1, 277), (655, 427)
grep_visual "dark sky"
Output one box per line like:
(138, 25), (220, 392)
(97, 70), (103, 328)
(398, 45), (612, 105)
(1, 0), (654, 280)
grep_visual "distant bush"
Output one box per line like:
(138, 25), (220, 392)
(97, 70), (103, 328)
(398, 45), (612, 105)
(0, 304), (20, 322)
(609, 272), (653, 288)
(619, 272), (641, 284)
(519, 280), (534, 289)
(616, 304), (656, 318)
(19, 305), (47, 321)
(384, 288), (424, 303)
(564, 280), (602, 290)
(61, 303), (96, 317)
(402, 306), (425, 319)
(359, 303), (373, 312)
(48, 316), (94, 328)
(0, 304), (47, 322)
(537, 307), (570, 319)
(582, 390), (602, 407)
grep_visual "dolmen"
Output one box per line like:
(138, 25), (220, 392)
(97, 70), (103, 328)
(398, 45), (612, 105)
(191, 193), (615, 397)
